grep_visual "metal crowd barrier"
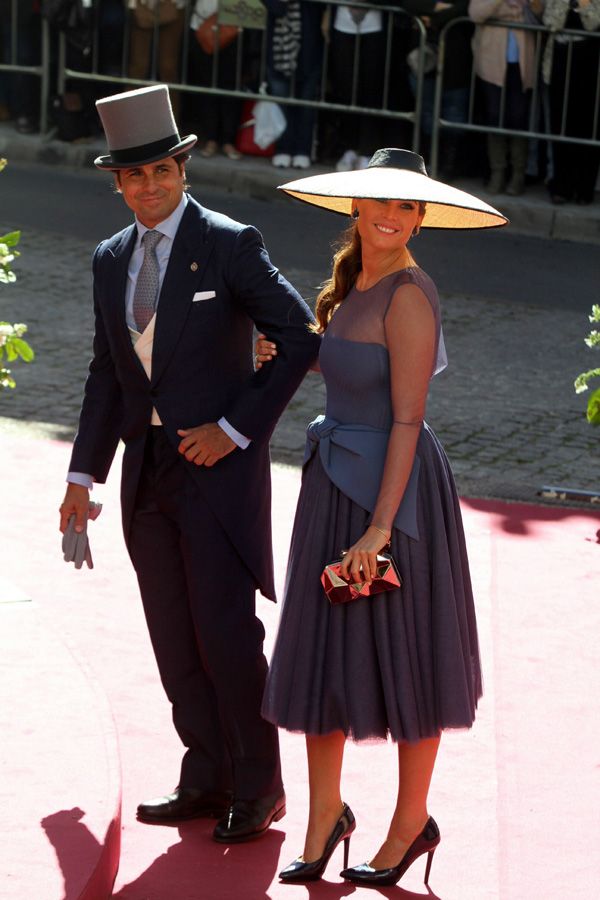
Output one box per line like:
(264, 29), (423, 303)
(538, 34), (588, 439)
(430, 16), (600, 177)
(2, 0), (599, 175)
(52, 0), (427, 152)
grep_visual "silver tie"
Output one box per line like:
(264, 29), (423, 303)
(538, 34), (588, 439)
(133, 229), (162, 333)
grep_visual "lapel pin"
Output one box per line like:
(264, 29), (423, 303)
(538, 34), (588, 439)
(190, 262), (199, 272)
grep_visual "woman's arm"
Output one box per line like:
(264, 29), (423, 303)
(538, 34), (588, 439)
(339, 284), (436, 584)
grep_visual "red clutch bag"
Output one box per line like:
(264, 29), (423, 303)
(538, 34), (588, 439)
(320, 550), (402, 605)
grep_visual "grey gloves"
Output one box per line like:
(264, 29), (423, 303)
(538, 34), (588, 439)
(62, 501), (103, 569)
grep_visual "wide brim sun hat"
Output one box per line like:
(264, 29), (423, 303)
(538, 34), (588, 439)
(278, 148), (508, 230)
(94, 84), (197, 170)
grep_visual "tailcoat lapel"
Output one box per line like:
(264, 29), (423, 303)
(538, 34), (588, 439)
(104, 225), (148, 378)
(151, 199), (215, 386)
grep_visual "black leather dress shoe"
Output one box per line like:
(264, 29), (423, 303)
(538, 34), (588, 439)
(137, 787), (232, 823)
(213, 793), (286, 842)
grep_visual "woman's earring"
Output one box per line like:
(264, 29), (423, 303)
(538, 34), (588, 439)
(351, 208), (359, 219)
(412, 226), (420, 237)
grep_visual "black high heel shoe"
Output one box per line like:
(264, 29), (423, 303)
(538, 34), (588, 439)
(279, 803), (356, 882)
(340, 815), (440, 887)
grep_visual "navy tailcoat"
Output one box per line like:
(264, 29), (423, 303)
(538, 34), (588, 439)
(69, 195), (320, 599)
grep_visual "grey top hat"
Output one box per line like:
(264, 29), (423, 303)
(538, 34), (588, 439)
(278, 148), (508, 230)
(94, 84), (197, 170)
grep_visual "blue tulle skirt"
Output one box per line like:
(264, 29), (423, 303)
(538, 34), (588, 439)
(262, 425), (482, 742)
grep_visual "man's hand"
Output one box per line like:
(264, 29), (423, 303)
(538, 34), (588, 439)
(59, 483), (91, 534)
(177, 423), (236, 467)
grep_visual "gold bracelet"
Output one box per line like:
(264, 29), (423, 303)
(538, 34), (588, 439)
(371, 524), (391, 540)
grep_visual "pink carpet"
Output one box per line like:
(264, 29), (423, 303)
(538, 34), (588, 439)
(1, 432), (598, 899)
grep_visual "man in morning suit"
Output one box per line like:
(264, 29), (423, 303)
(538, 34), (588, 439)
(59, 84), (320, 842)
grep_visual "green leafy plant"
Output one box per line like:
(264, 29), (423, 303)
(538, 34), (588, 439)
(574, 304), (600, 426)
(0, 158), (35, 390)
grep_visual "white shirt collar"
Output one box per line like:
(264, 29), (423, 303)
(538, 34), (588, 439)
(135, 192), (188, 245)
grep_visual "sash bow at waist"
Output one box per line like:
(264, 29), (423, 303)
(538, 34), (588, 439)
(304, 415), (420, 540)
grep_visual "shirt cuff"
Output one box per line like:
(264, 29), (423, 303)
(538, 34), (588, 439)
(67, 472), (94, 490)
(218, 417), (250, 450)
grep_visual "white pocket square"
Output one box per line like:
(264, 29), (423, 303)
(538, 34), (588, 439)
(193, 291), (216, 302)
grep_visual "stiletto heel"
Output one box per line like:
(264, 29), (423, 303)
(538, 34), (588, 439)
(342, 834), (351, 869)
(340, 815), (440, 887)
(279, 803), (356, 882)
(424, 847), (435, 884)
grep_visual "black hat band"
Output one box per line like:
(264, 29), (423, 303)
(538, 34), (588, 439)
(108, 132), (182, 165)
(368, 148), (428, 177)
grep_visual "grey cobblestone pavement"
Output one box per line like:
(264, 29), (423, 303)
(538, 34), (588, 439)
(2, 121), (600, 245)
(1, 125), (599, 503)
(1, 225), (598, 505)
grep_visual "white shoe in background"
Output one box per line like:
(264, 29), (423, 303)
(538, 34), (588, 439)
(272, 153), (292, 168)
(292, 154), (311, 169)
(336, 149), (358, 172)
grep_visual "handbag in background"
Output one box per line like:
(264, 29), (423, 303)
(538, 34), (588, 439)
(235, 100), (277, 157)
(253, 99), (286, 149)
(195, 13), (239, 54)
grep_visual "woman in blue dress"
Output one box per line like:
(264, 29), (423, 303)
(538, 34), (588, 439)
(257, 149), (506, 887)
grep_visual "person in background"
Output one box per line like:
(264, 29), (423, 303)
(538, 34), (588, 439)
(469, 0), (543, 195)
(402, 0), (473, 181)
(329, 3), (386, 171)
(97, 0), (127, 85)
(128, 0), (186, 119)
(543, 0), (600, 204)
(188, 0), (242, 160)
(265, 0), (324, 169)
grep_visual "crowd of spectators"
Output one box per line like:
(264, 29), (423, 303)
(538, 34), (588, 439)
(0, 0), (598, 203)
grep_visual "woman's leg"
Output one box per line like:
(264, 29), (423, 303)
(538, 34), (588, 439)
(128, 24), (152, 81)
(568, 40), (600, 203)
(302, 731), (346, 861)
(329, 31), (360, 158)
(369, 735), (440, 869)
(480, 78), (507, 192)
(504, 65), (531, 196)
(157, 13), (185, 119)
(548, 44), (574, 201)
(354, 32), (385, 158)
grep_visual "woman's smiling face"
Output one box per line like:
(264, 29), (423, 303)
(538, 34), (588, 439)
(354, 198), (425, 251)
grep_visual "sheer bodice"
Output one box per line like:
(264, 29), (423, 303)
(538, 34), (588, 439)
(303, 266), (448, 540)
(320, 267), (447, 429)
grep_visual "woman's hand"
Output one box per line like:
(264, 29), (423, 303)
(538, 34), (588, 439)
(339, 524), (391, 585)
(255, 333), (277, 369)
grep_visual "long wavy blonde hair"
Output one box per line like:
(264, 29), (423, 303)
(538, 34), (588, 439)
(312, 203), (425, 334)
